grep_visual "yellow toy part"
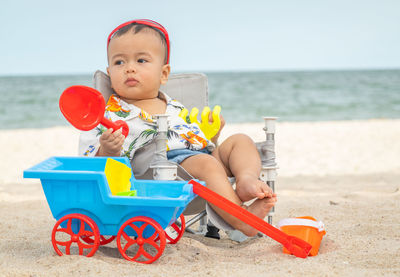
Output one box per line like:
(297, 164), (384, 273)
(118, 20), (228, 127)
(179, 105), (221, 140)
(116, 190), (137, 197)
(179, 108), (189, 123)
(104, 158), (132, 195)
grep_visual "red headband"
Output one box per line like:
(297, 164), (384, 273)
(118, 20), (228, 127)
(107, 19), (170, 64)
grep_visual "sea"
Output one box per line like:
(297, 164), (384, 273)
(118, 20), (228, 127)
(0, 69), (399, 129)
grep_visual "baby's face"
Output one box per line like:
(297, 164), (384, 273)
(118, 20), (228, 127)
(107, 29), (170, 103)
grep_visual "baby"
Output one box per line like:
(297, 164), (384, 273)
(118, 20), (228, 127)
(79, 19), (277, 237)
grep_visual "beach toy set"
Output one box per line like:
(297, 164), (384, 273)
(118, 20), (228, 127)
(24, 156), (315, 263)
(22, 85), (327, 263)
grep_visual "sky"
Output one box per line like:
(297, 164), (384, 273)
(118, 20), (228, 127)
(1, 0), (399, 75)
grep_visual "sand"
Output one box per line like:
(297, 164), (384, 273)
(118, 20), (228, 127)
(0, 119), (399, 276)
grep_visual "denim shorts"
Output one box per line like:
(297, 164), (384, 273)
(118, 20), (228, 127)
(167, 148), (211, 164)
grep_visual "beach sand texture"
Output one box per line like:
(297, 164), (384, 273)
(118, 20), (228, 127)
(1, 120), (399, 276)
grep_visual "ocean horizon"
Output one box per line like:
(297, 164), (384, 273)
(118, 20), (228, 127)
(1, 68), (399, 130)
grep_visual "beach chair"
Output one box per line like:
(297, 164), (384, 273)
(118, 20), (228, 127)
(92, 70), (278, 241)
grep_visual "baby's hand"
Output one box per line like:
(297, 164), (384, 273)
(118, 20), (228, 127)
(97, 128), (125, 156)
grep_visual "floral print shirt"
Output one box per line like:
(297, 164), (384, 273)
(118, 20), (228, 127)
(79, 92), (215, 159)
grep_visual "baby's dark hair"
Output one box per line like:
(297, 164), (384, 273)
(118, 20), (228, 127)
(109, 23), (168, 64)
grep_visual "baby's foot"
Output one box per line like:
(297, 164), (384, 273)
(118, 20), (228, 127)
(239, 197), (277, 237)
(236, 174), (273, 202)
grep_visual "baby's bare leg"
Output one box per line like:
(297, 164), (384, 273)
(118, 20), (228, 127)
(212, 134), (275, 202)
(180, 153), (274, 237)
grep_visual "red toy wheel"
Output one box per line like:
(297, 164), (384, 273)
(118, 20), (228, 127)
(117, 216), (166, 264)
(163, 214), (186, 244)
(81, 235), (116, 245)
(51, 214), (100, 257)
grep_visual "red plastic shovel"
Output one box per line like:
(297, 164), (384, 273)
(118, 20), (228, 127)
(189, 179), (312, 258)
(59, 85), (129, 137)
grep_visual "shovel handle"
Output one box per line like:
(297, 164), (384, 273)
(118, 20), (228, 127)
(100, 117), (129, 137)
